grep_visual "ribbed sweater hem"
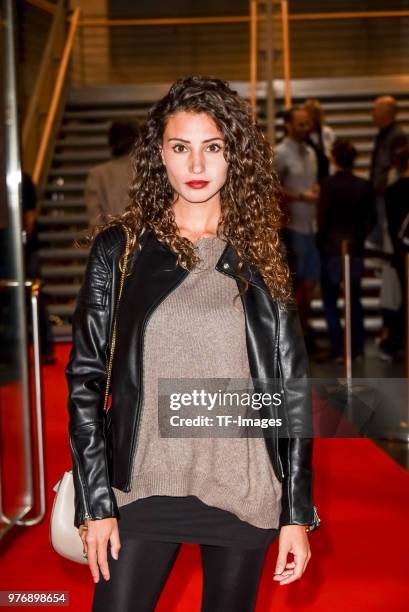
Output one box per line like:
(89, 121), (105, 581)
(112, 470), (282, 529)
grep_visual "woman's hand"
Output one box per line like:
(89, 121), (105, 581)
(273, 525), (311, 586)
(79, 518), (121, 583)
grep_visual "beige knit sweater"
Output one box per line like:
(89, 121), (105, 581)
(112, 236), (282, 529)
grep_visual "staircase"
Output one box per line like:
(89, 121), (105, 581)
(36, 80), (409, 341)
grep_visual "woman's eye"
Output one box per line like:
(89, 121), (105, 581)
(172, 144), (187, 153)
(207, 143), (222, 152)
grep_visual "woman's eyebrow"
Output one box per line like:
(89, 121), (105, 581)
(167, 137), (224, 143)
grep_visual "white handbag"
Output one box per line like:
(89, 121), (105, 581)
(49, 226), (130, 564)
(50, 471), (88, 564)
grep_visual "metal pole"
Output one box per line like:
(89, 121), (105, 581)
(17, 280), (46, 526)
(280, 0), (292, 108)
(265, 0), (276, 145)
(341, 240), (352, 380)
(249, 0), (258, 118)
(406, 253), (409, 380)
(405, 254), (409, 443)
(0, 280), (47, 527)
(32, 7), (81, 185)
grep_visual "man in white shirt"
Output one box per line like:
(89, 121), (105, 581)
(274, 107), (320, 352)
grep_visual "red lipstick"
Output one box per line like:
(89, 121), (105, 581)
(185, 181), (209, 189)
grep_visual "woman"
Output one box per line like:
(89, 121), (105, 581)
(66, 76), (321, 611)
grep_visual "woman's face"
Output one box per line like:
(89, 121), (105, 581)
(160, 111), (228, 205)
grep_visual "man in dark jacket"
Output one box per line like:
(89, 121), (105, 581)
(380, 136), (409, 360)
(368, 95), (406, 248)
(316, 139), (376, 361)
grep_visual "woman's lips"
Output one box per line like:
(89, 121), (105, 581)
(185, 181), (209, 189)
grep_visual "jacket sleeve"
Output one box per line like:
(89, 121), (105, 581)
(65, 230), (120, 528)
(276, 301), (321, 532)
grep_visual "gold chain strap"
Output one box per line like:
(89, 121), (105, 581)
(103, 225), (131, 414)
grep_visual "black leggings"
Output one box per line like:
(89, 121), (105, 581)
(92, 538), (269, 612)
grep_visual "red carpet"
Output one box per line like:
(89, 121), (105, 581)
(1, 343), (408, 611)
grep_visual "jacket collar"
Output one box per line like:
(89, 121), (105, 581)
(141, 228), (270, 295)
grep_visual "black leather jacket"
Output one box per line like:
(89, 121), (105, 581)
(66, 225), (321, 532)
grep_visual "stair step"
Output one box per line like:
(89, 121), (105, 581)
(311, 296), (380, 312)
(64, 109), (147, 120)
(363, 258), (383, 270)
(320, 112), (409, 126)
(38, 213), (88, 226)
(54, 151), (110, 162)
(60, 122), (110, 133)
(49, 167), (100, 177)
(38, 247), (89, 260)
(45, 183), (85, 193)
(361, 277), (381, 290)
(42, 284), (80, 297)
(319, 100), (409, 112)
(259, 121), (379, 141)
(310, 316), (382, 332)
(41, 265), (86, 279)
(331, 126), (377, 139)
(41, 198), (85, 209)
(56, 136), (108, 147)
(52, 324), (74, 341)
(38, 230), (87, 243)
(49, 304), (76, 317)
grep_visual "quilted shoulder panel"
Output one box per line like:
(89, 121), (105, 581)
(76, 225), (125, 310)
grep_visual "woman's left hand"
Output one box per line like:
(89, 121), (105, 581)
(273, 525), (311, 585)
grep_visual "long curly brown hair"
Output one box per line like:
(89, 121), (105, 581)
(82, 75), (293, 302)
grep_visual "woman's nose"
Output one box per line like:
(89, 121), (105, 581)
(189, 151), (205, 174)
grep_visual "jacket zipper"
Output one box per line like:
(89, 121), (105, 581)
(71, 438), (93, 521)
(273, 301), (286, 481)
(275, 358), (286, 480)
(125, 270), (190, 490)
(312, 504), (321, 528)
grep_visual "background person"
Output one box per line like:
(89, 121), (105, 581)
(304, 98), (336, 180)
(84, 120), (140, 230)
(274, 106), (320, 353)
(368, 95), (406, 249)
(380, 136), (409, 361)
(316, 138), (376, 362)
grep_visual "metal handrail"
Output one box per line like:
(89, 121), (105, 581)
(341, 240), (352, 380)
(32, 7), (81, 186)
(22, 0), (66, 181)
(290, 10), (409, 22)
(280, 0), (291, 108)
(67, 10), (409, 27)
(25, 0), (56, 14)
(249, 1), (258, 116)
(249, 2), (291, 124)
